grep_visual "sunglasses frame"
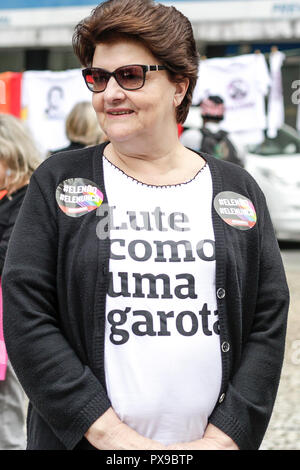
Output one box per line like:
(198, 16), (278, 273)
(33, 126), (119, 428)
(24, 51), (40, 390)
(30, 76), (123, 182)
(82, 64), (166, 93)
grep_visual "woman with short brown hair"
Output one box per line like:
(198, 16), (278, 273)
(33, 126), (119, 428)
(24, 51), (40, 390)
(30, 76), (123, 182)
(72, 0), (198, 124)
(3, 0), (289, 451)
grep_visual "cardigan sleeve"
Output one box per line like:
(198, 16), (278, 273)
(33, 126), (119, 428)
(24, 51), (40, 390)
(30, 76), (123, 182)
(2, 174), (111, 450)
(209, 196), (290, 450)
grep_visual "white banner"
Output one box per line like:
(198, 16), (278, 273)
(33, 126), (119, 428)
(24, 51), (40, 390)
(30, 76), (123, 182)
(192, 53), (271, 134)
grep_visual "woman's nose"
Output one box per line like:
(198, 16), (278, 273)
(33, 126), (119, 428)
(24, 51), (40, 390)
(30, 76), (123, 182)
(103, 76), (126, 101)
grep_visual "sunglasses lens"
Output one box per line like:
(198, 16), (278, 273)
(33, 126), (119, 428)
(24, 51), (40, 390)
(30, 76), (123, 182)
(84, 69), (108, 92)
(116, 66), (144, 90)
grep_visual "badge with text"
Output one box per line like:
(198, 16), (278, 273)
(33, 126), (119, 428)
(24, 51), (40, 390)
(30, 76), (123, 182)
(214, 191), (257, 230)
(56, 178), (104, 217)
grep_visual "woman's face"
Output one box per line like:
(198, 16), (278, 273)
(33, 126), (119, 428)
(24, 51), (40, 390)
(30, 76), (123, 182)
(91, 39), (185, 144)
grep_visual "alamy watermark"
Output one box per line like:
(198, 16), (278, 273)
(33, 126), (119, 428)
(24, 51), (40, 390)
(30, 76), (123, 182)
(95, 203), (191, 241)
(291, 80), (300, 104)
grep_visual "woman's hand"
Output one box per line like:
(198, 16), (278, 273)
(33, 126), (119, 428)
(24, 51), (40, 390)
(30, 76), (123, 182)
(85, 411), (238, 451)
(167, 424), (239, 450)
(84, 407), (167, 450)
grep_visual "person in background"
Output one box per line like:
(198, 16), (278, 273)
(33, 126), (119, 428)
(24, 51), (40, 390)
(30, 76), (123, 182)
(180, 95), (243, 166)
(0, 113), (41, 450)
(2, 0), (289, 451)
(51, 101), (107, 154)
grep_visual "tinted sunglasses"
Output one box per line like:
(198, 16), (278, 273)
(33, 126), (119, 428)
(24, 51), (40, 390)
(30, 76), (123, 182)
(82, 64), (166, 92)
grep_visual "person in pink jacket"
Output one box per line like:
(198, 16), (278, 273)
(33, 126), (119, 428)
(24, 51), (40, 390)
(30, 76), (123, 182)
(0, 280), (7, 381)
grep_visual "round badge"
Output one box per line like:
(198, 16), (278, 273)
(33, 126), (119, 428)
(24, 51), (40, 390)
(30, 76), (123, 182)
(56, 178), (104, 218)
(214, 191), (257, 230)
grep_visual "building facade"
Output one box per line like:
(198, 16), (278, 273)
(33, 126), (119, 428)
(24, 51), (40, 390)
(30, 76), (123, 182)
(1, 0), (300, 126)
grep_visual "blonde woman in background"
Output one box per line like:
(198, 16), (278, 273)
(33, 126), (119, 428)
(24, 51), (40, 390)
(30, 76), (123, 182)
(0, 113), (41, 450)
(51, 101), (107, 154)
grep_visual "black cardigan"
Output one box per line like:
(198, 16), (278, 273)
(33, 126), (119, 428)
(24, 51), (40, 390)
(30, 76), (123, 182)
(2, 142), (289, 450)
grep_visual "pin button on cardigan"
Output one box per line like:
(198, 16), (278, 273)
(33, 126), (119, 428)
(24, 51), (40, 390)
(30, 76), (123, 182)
(217, 288), (226, 299)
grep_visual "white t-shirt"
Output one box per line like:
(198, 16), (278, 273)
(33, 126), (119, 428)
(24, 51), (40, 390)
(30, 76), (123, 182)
(192, 53), (270, 134)
(103, 157), (222, 445)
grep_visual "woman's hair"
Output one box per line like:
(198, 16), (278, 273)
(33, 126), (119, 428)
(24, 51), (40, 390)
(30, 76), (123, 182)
(0, 113), (41, 194)
(66, 101), (106, 145)
(72, 0), (199, 124)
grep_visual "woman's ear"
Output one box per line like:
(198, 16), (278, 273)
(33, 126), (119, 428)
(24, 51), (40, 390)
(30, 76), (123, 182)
(173, 77), (189, 108)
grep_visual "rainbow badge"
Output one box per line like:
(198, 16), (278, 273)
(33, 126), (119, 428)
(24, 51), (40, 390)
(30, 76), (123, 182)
(56, 178), (104, 218)
(214, 191), (257, 231)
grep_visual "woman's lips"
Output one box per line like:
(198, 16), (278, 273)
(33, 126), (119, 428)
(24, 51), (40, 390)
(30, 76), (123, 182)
(106, 109), (134, 116)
